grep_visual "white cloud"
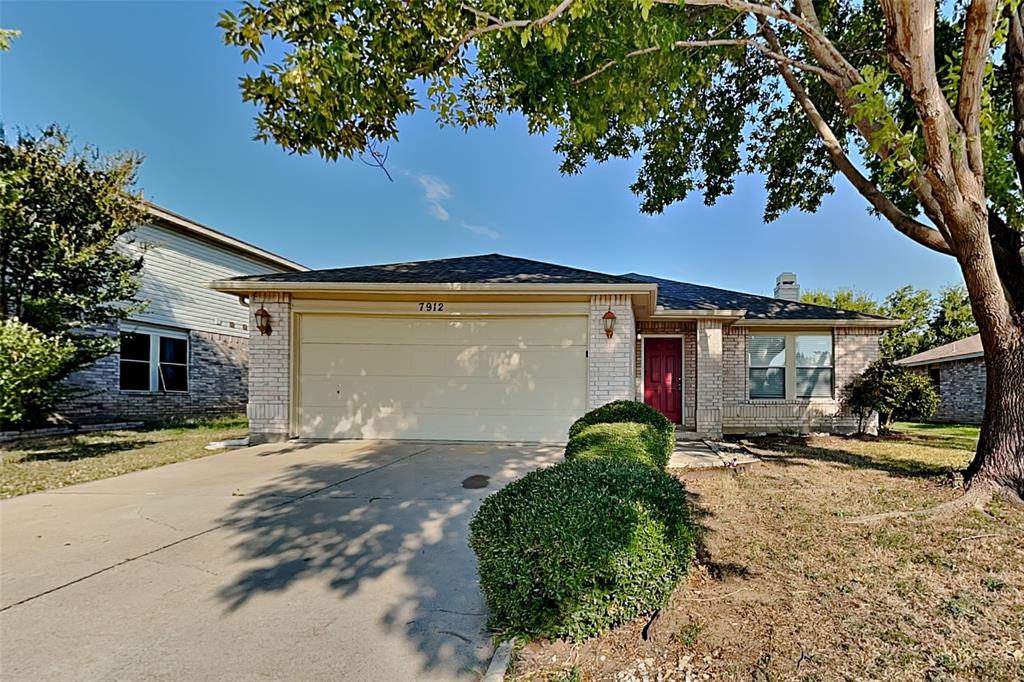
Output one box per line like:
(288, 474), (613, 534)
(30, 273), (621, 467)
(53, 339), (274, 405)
(462, 222), (500, 239)
(414, 174), (452, 221)
(429, 202), (450, 221)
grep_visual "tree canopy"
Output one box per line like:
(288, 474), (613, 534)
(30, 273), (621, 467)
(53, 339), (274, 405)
(802, 283), (978, 359)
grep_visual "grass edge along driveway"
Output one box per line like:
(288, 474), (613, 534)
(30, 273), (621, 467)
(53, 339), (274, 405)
(0, 416), (248, 498)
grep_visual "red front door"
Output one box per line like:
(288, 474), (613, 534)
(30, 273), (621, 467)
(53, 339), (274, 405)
(644, 338), (682, 424)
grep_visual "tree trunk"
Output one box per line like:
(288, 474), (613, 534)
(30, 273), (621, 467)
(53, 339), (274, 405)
(965, 323), (1024, 504)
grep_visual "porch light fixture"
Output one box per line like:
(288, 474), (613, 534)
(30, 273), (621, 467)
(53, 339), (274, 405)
(602, 307), (617, 338)
(254, 307), (273, 336)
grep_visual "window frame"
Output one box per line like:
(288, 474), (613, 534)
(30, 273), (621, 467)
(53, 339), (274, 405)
(748, 332), (834, 401)
(119, 326), (190, 394)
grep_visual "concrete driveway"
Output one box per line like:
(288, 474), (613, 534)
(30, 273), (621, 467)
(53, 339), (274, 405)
(0, 440), (561, 681)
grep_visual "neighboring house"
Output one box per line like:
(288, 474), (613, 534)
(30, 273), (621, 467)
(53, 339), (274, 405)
(897, 334), (985, 424)
(211, 254), (898, 443)
(61, 202), (306, 423)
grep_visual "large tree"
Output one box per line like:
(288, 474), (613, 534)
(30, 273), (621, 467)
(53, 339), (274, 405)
(0, 126), (146, 418)
(220, 0), (1024, 504)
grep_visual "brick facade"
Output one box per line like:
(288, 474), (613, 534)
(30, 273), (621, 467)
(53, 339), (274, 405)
(720, 326), (880, 434)
(588, 295), (636, 408)
(247, 292), (292, 442)
(695, 320), (724, 437)
(59, 327), (248, 424)
(911, 358), (986, 424)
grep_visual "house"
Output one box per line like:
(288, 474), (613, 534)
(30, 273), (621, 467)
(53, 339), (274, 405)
(210, 254), (899, 443)
(60, 202), (306, 423)
(897, 334), (985, 424)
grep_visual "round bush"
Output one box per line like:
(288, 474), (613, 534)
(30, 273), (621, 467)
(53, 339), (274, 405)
(469, 458), (695, 641)
(564, 421), (672, 470)
(568, 399), (673, 441)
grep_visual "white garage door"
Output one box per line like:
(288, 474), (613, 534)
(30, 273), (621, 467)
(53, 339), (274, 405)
(295, 313), (588, 441)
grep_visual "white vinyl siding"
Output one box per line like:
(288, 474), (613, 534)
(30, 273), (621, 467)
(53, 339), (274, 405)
(119, 223), (290, 338)
(749, 332), (834, 400)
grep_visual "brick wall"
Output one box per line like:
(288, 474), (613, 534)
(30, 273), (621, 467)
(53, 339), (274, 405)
(588, 295), (636, 408)
(721, 326), (880, 434)
(912, 358), (985, 424)
(59, 327), (248, 424)
(695, 320), (724, 437)
(248, 292), (292, 442)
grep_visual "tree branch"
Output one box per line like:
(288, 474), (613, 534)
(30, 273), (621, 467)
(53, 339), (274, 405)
(1006, 2), (1024, 186)
(958, 0), (1000, 179)
(761, 22), (953, 255)
(574, 37), (837, 85)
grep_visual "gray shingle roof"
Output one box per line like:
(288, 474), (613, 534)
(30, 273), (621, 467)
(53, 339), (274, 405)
(227, 253), (632, 285)
(897, 334), (983, 366)
(620, 273), (891, 321)
(223, 253), (891, 322)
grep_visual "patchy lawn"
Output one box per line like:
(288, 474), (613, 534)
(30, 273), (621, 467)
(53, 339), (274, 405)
(0, 416), (247, 498)
(891, 421), (982, 452)
(511, 430), (1023, 681)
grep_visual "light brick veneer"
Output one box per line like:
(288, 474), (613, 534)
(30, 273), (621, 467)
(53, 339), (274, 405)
(588, 295), (636, 408)
(721, 326), (880, 434)
(695, 320), (724, 437)
(248, 292), (291, 442)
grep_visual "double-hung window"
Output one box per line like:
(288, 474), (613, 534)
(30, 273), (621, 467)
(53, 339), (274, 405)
(748, 333), (833, 400)
(748, 335), (787, 399)
(119, 328), (189, 393)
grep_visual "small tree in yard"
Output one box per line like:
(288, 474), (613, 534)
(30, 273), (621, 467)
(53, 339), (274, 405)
(843, 359), (939, 432)
(219, 1), (1024, 505)
(0, 127), (146, 427)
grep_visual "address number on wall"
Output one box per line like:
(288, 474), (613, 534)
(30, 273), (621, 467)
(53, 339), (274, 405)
(418, 302), (445, 312)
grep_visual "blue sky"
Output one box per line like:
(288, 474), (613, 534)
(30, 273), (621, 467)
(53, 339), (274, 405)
(1, 1), (963, 298)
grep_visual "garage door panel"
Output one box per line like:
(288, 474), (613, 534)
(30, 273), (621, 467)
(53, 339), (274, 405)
(300, 315), (588, 346)
(297, 409), (583, 441)
(299, 376), (586, 412)
(296, 313), (589, 441)
(299, 343), (587, 379)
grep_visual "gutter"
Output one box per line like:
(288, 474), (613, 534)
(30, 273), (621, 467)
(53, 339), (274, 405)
(897, 351), (984, 367)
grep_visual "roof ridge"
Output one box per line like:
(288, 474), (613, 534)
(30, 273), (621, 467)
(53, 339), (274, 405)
(622, 272), (892, 320)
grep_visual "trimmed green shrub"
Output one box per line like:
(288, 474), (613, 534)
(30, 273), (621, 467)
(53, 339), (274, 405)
(564, 421), (672, 470)
(0, 319), (77, 428)
(469, 458), (695, 641)
(568, 400), (673, 440)
(843, 359), (939, 431)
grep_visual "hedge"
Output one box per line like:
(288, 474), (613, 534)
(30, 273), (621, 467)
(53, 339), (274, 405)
(469, 457), (695, 641)
(564, 421), (672, 470)
(567, 401), (674, 464)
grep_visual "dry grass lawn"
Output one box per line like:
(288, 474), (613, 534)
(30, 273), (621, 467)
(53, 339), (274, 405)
(512, 424), (1024, 681)
(0, 416), (247, 498)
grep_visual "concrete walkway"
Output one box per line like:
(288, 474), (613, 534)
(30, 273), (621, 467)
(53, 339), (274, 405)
(668, 438), (759, 469)
(0, 440), (562, 681)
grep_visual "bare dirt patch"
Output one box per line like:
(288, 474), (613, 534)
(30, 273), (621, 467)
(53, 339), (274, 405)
(511, 433), (1024, 681)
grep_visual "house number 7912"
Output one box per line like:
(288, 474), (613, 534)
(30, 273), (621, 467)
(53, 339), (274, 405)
(418, 302), (445, 312)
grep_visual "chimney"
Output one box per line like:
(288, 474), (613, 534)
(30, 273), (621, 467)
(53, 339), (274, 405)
(774, 272), (800, 301)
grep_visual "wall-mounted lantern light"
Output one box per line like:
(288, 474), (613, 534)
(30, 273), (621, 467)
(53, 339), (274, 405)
(254, 307), (273, 336)
(602, 307), (617, 338)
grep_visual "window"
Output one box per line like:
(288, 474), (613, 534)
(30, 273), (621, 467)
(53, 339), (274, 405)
(795, 335), (833, 398)
(119, 333), (151, 391)
(748, 335), (786, 399)
(748, 333), (834, 400)
(929, 367), (941, 388)
(119, 329), (189, 392)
